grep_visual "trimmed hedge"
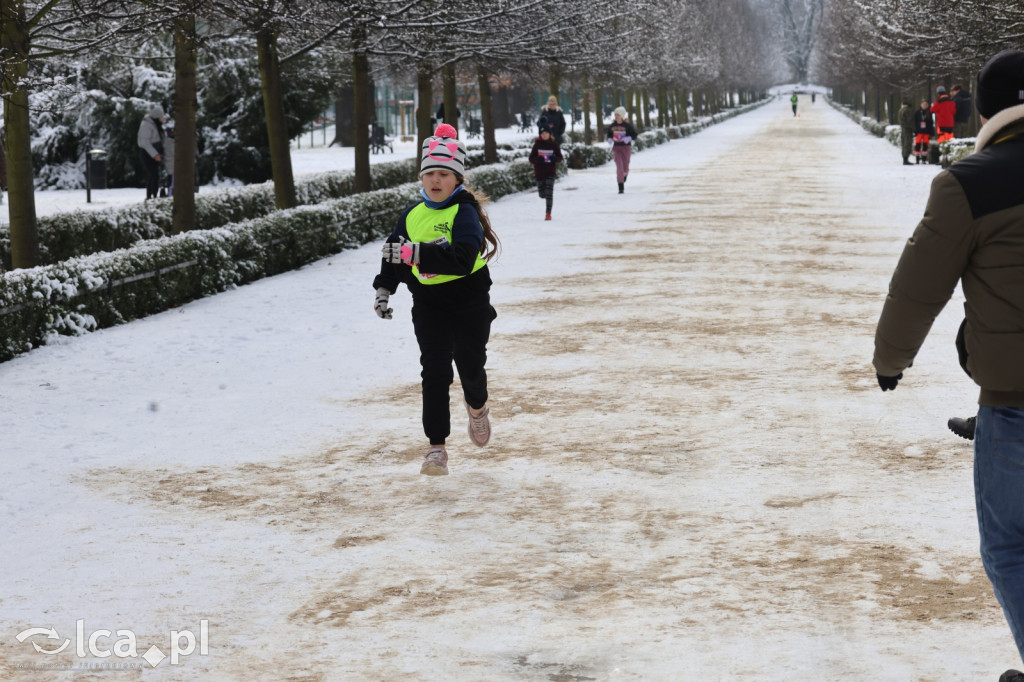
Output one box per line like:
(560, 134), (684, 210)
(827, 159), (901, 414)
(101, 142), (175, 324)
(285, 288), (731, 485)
(0, 158), (424, 270)
(0, 99), (768, 362)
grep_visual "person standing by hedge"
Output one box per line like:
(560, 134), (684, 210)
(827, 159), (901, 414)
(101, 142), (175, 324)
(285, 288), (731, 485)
(528, 121), (563, 220)
(372, 123), (500, 476)
(931, 85), (957, 142)
(952, 83), (973, 139)
(137, 104), (166, 200)
(607, 106), (637, 194)
(898, 99), (915, 165)
(913, 98), (935, 163)
(160, 121), (175, 197)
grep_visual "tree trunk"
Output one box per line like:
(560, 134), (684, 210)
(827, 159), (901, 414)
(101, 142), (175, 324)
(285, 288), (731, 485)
(442, 62), (457, 135)
(416, 62), (433, 176)
(331, 84), (354, 147)
(491, 83), (512, 128)
(595, 85), (604, 141)
(548, 65), (560, 102)
(256, 26), (296, 209)
(582, 74), (592, 145)
(352, 40), (371, 193)
(477, 64), (497, 165)
(171, 13), (198, 235)
(1, 0), (39, 269)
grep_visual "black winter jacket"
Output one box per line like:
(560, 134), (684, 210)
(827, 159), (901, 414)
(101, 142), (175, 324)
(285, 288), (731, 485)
(914, 108), (935, 136)
(953, 90), (972, 124)
(528, 136), (563, 179)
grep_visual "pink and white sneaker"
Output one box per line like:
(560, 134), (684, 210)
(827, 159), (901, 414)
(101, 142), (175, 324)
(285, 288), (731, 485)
(465, 402), (491, 446)
(420, 447), (449, 476)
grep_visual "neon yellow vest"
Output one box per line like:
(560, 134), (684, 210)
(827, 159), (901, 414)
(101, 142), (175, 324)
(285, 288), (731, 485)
(406, 202), (487, 285)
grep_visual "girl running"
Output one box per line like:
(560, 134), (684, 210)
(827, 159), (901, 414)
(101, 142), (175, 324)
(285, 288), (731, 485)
(372, 124), (500, 475)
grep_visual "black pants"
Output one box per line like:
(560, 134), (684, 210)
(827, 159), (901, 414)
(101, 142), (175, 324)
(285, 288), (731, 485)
(140, 150), (161, 199)
(412, 295), (496, 445)
(536, 176), (555, 213)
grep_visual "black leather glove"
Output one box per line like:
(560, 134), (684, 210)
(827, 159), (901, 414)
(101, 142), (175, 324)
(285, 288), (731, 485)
(877, 373), (903, 391)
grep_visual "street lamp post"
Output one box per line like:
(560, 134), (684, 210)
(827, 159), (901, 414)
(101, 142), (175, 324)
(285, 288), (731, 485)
(85, 147), (107, 203)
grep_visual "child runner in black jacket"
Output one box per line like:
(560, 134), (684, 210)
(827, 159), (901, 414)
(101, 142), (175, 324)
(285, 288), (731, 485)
(372, 124), (500, 476)
(528, 125), (563, 220)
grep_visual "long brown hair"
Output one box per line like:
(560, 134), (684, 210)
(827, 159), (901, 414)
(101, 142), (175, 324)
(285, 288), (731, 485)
(454, 178), (500, 262)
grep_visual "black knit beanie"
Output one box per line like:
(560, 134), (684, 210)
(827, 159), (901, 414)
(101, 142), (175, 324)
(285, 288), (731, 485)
(975, 49), (1024, 119)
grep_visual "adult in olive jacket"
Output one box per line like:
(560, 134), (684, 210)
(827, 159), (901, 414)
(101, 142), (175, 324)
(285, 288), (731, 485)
(873, 49), (1024, 671)
(897, 100), (915, 164)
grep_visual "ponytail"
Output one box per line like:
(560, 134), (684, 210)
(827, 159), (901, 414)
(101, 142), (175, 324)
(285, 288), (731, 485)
(453, 181), (500, 262)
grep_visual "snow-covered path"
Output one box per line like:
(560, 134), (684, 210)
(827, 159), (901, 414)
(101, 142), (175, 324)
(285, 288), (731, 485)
(1, 97), (1015, 680)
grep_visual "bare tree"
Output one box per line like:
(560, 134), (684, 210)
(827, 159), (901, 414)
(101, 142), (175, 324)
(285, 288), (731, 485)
(776, 0), (824, 84)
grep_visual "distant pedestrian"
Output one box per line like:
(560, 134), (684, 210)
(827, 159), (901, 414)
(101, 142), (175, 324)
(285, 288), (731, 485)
(160, 120), (175, 197)
(606, 106), (637, 194)
(873, 49), (1024, 680)
(913, 99), (934, 163)
(539, 95), (566, 145)
(931, 86), (956, 142)
(528, 122), (563, 220)
(790, 92), (798, 116)
(952, 84), (973, 138)
(372, 123), (500, 476)
(137, 103), (166, 200)
(898, 99), (915, 165)
(811, 92), (816, 104)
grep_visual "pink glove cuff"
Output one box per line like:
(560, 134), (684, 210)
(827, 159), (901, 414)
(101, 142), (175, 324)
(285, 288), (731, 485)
(400, 244), (414, 264)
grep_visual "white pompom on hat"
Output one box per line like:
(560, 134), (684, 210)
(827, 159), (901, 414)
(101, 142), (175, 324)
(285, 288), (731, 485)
(419, 124), (467, 177)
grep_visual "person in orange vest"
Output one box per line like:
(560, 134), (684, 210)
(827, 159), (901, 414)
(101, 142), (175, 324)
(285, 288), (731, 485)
(913, 99), (935, 163)
(931, 85), (957, 143)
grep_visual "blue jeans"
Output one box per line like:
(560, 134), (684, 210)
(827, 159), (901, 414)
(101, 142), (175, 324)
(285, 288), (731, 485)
(975, 406), (1024, 662)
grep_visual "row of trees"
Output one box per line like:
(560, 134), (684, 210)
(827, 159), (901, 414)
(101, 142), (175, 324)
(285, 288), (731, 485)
(2, 0), (794, 271)
(816, 0), (1024, 129)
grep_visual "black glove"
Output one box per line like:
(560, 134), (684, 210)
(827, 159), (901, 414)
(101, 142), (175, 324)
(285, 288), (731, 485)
(877, 373), (903, 391)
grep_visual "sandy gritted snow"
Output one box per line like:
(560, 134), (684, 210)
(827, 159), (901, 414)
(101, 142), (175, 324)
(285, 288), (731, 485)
(1, 96), (1019, 681)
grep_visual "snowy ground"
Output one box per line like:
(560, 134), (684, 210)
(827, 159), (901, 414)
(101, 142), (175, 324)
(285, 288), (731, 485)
(1, 96), (1017, 681)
